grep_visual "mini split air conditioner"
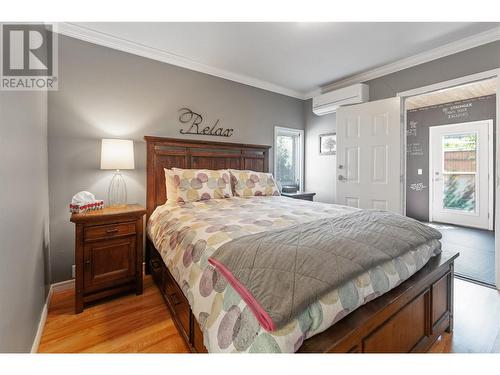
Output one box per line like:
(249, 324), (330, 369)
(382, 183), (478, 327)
(312, 83), (369, 116)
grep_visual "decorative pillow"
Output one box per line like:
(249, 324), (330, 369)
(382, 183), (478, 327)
(172, 168), (232, 203)
(164, 168), (179, 204)
(229, 169), (281, 197)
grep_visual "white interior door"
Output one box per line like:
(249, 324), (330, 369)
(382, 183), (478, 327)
(336, 97), (402, 213)
(430, 120), (493, 230)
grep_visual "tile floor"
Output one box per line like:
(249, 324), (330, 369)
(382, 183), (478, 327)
(426, 222), (495, 286)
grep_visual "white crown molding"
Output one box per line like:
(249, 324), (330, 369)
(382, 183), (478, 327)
(55, 23), (500, 102)
(303, 88), (322, 100)
(55, 23), (306, 100)
(319, 26), (500, 94)
(397, 68), (499, 98)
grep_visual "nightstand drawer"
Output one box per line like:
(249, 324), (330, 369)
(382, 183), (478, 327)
(84, 222), (136, 241)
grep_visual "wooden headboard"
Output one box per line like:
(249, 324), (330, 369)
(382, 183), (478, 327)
(145, 136), (271, 218)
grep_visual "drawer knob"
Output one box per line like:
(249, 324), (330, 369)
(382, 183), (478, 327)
(106, 228), (119, 234)
(171, 293), (182, 306)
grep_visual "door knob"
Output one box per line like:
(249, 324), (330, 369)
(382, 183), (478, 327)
(338, 175), (347, 182)
(338, 165), (344, 169)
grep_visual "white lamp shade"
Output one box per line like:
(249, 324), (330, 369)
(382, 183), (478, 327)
(100, 139), (135, 170)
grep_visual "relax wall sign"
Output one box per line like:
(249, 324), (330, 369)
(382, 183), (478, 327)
(178, 107), (234, 137)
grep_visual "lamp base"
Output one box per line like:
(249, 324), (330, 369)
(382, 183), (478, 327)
(108, 170), (127, 207)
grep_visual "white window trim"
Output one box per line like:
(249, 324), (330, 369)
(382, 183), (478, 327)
(274, 126), (304, 191)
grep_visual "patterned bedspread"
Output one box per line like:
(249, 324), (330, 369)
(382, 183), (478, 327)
(147, 196), (441, 352)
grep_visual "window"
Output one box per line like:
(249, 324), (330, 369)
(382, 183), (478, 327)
(274, 126), (304, 191)
(442, 133), (477, 212)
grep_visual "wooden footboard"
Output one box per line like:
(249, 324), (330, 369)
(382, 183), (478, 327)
(299, 250), (457, 353)
(147, 237), (458, 353)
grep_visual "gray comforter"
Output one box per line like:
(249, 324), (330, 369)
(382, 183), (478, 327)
(209, 209), (442, 331)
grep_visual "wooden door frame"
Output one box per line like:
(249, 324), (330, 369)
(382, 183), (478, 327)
(397, 68), (500, 289)
(428, 120), (493, 230)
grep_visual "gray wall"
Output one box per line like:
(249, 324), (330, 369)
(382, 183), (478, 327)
(48, 36), (305, 282)
(406, 95), (497, 221)
(304, 100), (337, 203)
(0, 90), (50, 352)
(304, 40), (500, 204)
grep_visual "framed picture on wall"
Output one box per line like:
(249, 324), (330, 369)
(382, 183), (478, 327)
(319, 133), (336, 155)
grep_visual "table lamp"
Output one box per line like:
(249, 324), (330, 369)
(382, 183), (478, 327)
(100, 139), (135, 207)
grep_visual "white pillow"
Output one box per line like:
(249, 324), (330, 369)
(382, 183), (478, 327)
(164, 168), (179, 204)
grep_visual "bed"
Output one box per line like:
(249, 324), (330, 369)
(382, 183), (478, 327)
(144, 135), (458, 353)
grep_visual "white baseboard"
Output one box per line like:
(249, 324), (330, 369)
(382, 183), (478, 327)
(51, 279), (75, 293)
(30, 279), (74, 353)
(30, 287), (52, 353)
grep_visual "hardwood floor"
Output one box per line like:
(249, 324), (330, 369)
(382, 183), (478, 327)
(38, 276), (500, 353)
(429, 278), (500, 353)
(38, 276), (189, 353)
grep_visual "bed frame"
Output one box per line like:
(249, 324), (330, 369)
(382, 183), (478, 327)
(145, 135), (458, 353)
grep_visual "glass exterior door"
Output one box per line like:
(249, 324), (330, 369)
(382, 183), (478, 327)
(430, 121), (493, 229)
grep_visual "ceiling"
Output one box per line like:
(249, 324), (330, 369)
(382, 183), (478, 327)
(406, 78), (497, 110)
(64, 22), (500, 98)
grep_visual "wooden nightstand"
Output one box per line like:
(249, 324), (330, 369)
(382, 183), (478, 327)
(70, 204), (146, 313)
(281, 191), (316, 201)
